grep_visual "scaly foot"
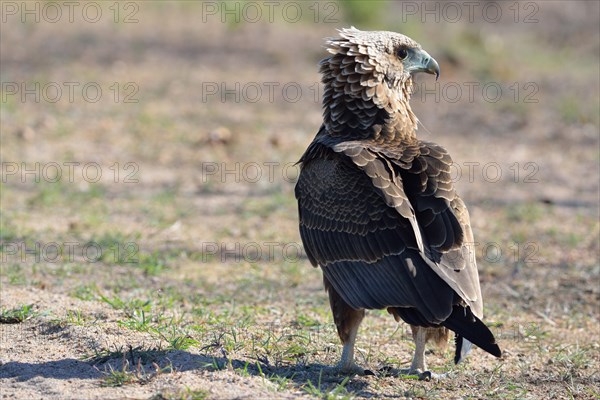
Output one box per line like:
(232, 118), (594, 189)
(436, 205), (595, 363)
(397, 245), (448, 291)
(335, 362), (374, 376)
(378, 366), (448, 380)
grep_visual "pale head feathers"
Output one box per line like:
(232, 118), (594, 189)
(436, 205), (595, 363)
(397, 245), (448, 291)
(319, 27), (430, 140)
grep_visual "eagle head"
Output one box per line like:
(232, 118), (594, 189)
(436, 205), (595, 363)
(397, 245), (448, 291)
(320, 27), (439, 135)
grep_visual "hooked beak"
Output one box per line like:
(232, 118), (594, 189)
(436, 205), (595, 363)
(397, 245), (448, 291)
(405, 48), (440, 80)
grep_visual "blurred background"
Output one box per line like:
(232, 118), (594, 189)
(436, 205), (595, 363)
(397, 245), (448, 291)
(1, 1), (599, 398)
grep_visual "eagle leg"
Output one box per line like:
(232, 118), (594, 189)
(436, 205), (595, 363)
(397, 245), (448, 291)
(337, 311), (365, 374)
(324, 275), (367, 374)
(402, 325), (449, 380)
(409, 325), (428, 373)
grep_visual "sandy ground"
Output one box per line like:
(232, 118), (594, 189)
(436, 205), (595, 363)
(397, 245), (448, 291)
(1, 288), (308, 399)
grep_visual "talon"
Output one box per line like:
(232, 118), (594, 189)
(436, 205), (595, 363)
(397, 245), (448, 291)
(364, 369), (375, 376)
(378, 366), (394, 373)
(337, 363), (368, 376)
(399, 368), (422, 377)
(418, 371), (432, 381)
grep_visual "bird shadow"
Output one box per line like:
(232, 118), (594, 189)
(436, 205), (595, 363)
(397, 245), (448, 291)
(203, 356), (376, 396)
(0, 350), (378, 396)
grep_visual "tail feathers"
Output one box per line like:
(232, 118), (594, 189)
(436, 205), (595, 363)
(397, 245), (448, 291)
(454, 336), (473, 364)
(442, 306), (501, 363)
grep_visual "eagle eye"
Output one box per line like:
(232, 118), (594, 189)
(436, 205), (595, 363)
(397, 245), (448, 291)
(397, 47), (408, 60)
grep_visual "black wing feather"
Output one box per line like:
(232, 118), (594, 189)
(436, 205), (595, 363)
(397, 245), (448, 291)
(296, 136), (499, 358)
